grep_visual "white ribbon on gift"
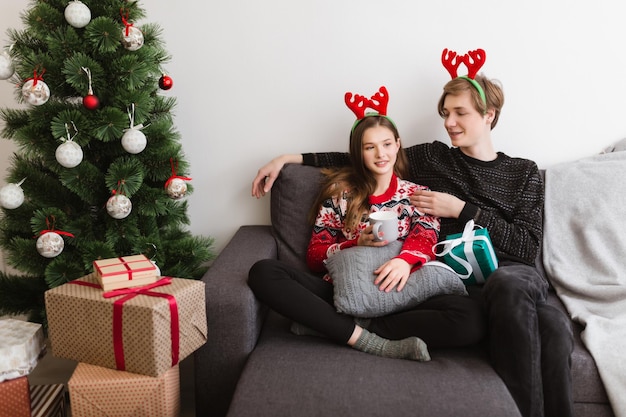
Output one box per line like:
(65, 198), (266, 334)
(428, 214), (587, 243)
(432, 220), (498, 284)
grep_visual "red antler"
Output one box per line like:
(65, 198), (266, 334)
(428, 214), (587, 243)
(369, 86), (389, 116)
(464, 49), (486, 79)
(442, 48), (463, 79)
(344, 92), (369, 119)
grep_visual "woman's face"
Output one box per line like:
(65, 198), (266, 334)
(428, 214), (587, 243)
(361, 125), (400, 178)
(441, 90), (488, 148)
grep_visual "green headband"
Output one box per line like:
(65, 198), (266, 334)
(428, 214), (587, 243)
(459, 75), (486, 108)
(351, 112), (397, 133)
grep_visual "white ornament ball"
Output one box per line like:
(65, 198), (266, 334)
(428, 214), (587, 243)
(55, 141), (83, 168)
(36, 232), (65, 258)
(121, 129), (147, 154)
(121, 26), (144, 51)
(151, 260), (161, 276)
(64, 0), (91, 28)
(0, 183), (25, 209)
(166, 178), (188, 200)
(0, 51), (14, 80)
(106, 194), (132, 219)
(22, 79), (50, 106)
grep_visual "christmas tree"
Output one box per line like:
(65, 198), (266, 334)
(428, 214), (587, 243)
(0, 0), (214, 323)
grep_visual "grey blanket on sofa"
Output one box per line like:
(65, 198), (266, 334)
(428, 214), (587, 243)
(543, 150), (626, 417)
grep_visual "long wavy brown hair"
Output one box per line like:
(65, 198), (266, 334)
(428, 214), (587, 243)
(308, 115), (408, 231)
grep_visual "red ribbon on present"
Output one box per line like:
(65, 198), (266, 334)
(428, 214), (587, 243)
(96, 256), (154, 281)
(69, 277), (180, 371)
(164, 158), (192, 189)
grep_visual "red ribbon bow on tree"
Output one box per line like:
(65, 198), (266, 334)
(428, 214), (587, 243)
(164, 158), (192, 189)
(120, 9), (134, 36)
(25, 66), (46, 87)
(35, 216), (74, 239)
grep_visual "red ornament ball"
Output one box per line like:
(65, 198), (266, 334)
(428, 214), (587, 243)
(83, 94), (100, 110)
(159, 75), (173, 90)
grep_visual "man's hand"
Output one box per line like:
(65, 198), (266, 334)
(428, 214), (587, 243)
(251, 154), (303, 198)
(410, 189), (465, 219)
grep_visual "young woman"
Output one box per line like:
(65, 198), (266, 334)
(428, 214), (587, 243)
(250, 50), (574, 417)
(248, 91), (485, 362)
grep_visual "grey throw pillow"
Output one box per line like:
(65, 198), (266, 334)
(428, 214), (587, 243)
(325, 241), (468, 318)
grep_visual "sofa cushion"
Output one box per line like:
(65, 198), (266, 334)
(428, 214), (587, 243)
(271, 164), (323, 271)
(227, 312), (522, 417)
(327, 241), (467, 317)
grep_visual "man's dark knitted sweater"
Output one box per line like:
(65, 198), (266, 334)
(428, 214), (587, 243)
(302, 141), (543, 265)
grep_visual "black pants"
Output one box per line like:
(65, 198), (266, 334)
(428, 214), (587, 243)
(481, 262), (574, 417)
(248, 259), (486, 348)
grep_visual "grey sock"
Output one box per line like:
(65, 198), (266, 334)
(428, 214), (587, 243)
(290, 321), (326, 338)
(353, 328), (430, 361)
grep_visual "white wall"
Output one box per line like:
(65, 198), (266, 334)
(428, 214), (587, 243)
(1, 0), (625, 261)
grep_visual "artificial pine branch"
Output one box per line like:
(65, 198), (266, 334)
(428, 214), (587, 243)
(0, 0), (215, 324)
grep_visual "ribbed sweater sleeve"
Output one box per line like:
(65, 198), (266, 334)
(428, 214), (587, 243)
(302, 152), (350, 168)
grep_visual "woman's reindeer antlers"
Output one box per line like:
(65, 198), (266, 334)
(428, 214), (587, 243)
(441, 48), (486, 79)
(345, 86), (389, 120)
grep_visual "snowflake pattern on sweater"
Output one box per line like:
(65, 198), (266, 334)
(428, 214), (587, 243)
(306, 174), (440, 278)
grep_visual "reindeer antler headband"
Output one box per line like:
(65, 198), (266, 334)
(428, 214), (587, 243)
(441, 48), (487, 107)
(345, 86), (395, 131)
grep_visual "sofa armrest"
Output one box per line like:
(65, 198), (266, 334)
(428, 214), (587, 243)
(194, 225), (277, 417)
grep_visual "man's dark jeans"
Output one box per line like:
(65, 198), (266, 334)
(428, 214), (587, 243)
(478, 262), (574, 417)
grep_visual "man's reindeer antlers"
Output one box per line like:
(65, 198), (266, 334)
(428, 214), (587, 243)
(441, 48), (486, 79)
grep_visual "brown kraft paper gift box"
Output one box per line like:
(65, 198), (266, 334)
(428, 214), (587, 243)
(93, 254), (159, 291)
(68, 362), (179, 417)
(45, 273), (207, 377)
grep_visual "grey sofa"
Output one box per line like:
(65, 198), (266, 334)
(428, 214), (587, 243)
(194, 164), (614, 417)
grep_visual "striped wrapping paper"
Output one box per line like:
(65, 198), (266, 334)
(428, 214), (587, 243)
(30, 384), (66, 417)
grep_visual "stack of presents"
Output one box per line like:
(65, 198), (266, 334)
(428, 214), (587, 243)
(0, 319), (65, 417)
(2, 254), (207, 417)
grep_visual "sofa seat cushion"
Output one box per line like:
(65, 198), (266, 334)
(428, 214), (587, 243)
(227, 312), (521, 417)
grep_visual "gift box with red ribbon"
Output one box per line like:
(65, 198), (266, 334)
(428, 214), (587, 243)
(68, 362), (179, 417)
(93, 254), (159, 291)
(45, 274), (206, 377)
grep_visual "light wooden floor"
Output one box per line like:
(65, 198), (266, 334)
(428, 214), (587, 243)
(27, 341), (196, 416)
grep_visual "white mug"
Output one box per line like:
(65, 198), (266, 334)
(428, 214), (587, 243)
(369, 211), (399, 242)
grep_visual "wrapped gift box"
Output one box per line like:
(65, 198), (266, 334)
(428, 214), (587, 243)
(434, 220), (499, 285)
(68, 362), (180, 417)
(0, 376), (30, 417)
(30, 384), (67, 417)
(0, 318), (46, 382)
(45, 274), (207, 377)
(94, 254), (159, 291)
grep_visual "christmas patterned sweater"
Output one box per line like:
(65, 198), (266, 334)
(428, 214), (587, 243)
(306, 174), (440, 280)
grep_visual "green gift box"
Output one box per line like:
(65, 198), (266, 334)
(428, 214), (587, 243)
(433, 220), (498, 285)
